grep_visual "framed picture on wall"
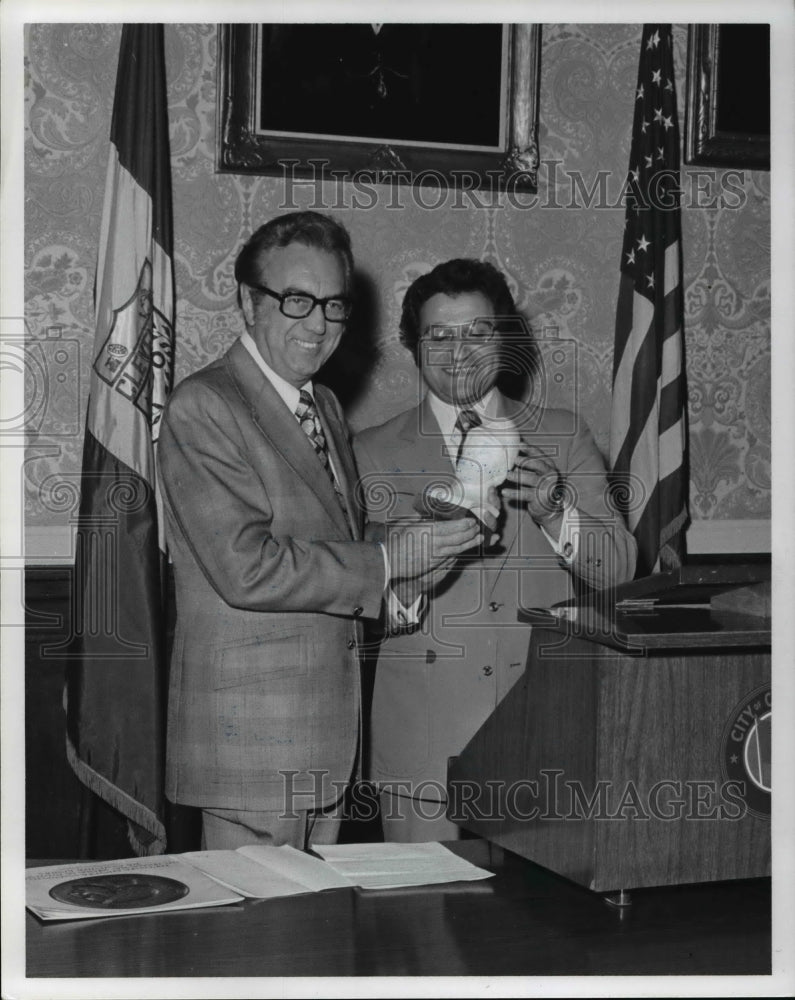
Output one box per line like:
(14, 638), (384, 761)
(684, 23), (770, 170)
(217, 23), (542, 190)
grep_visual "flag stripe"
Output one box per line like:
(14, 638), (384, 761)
(661, 324), (682, 387)
(659, 417), (685, 480)
(612, 308), (661, 472)
(630, 482), (661, 576)
(659, 369), (684, 431)
(663, 241), (679, 296)
(66, 431), (167, 850)
(612, 275), (650, 379)
(111, 24), (172, 251)
(610, 285), (655, 464)
(625, 403), (659, 531)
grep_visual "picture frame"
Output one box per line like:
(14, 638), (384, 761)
(217, 23), (542, 190)
(684, 23), (770, 170)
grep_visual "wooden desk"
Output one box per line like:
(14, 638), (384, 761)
(448, 589), (771, 893)
(26, 840), (770, 977)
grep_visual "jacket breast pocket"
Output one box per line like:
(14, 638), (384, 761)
(213, 629), (310, 690)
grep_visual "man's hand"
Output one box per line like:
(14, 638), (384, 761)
(472, 486), (501, 542)
(502, 444), (566, 531)
(392, 555), (458, 607)
(387, 515), (482, 583)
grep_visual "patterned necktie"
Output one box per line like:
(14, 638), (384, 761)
(295, 389), (348, 515)
(454, 408), (482, 465)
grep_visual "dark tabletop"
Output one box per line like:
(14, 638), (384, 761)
(26, 839), (770, 978)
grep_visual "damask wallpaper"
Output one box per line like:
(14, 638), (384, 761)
(23, 23), (771, 555)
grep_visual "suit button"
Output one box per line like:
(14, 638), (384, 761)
(352, 606), (363, 617)
(347, 639), (356, 649)
(482, 665), (493, 676)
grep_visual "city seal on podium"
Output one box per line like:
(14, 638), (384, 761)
(720, 683), (771, 819)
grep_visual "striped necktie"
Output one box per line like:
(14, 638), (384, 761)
(454, 408), (482, 465)
(295, 389), (348, 515)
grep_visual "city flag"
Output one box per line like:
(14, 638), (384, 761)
(66, 25), (174, 855)
(610, 24), (689, 577)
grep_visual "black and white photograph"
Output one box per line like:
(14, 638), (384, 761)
(1, 1), (793, 997)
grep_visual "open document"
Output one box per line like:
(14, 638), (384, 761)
(181, 844), (350, 897)
(313, 841), (495, 890)
(27, 842), (494, 921)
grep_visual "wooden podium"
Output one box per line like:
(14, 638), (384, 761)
(447, 565), (771, 893)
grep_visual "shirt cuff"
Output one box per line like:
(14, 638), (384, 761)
(378, 543), (427, 629)
(540, 506), (580, 564)
(379, 541), (389, 591)
(385, 588), (426, 631)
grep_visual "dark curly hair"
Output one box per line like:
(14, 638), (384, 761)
(399, 258), (519, 364)
(235, 211), (353, 306)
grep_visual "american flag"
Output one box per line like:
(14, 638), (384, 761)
(610, 24), (689, 578)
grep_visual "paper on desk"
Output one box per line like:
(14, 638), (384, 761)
(312, 841), (495, 890)
(181, 844), (350, 897)
(25, 854), (243, 921)
(27, 844), (492, 920)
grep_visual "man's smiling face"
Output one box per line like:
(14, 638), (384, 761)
(241, 242), (347, 388)
(417, 291), (502, 406)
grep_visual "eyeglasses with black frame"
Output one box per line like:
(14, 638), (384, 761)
(250, 283), (352, 322)
(423, 319), (498, 343)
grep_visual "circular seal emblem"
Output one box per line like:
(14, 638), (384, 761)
(720, 683), (771, 818)
(49, 873), (190, 909)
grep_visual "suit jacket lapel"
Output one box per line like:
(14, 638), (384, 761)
(397, 394), (456, 477)
(224, 341), (351, 537)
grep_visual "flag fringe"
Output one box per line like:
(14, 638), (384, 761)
(65, 728), (167, 856)
(660, 505), (689, 547)
(659, 506), (689, 571)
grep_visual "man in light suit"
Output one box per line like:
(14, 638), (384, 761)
(158, 214), (482, 850)
(354, 259), (637, 842)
